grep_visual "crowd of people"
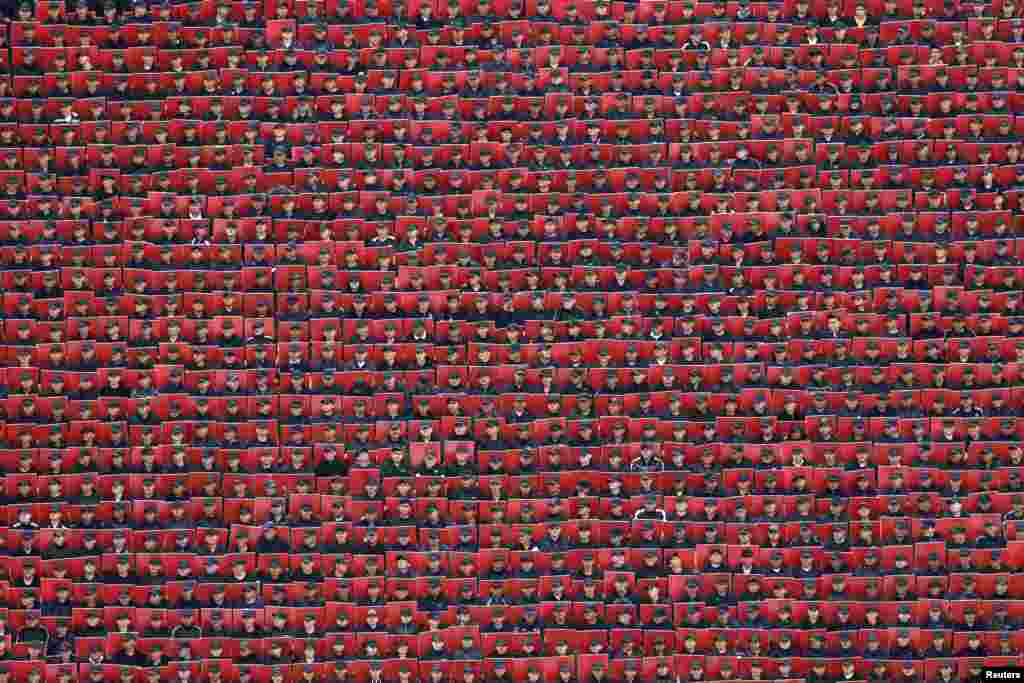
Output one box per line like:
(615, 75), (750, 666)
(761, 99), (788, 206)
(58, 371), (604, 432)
(1, 0), (1024, 681)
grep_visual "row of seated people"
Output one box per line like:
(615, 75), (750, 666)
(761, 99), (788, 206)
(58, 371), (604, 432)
(8, 110), (1024, 142)
(59, 191), (1000, 218)
(0, 215), (1020, 248)
(0, 465), (1009, 526)
(13, 28), (1024, 60)
(2, 542), (1022, 610)
(24, 3), (1024, 33)
(0, 287), (1022, 326)
(10, 69), (1024, 104)
(8, 270), (1024, 302)
(4, 271), (1024, 304)
(9, 603), (1024, 651)
(3, 311), (1024, 345)
(0, 518), (1013, 573)
(0, 658), (967, 683)
(0, 452), (1021, 496)
(0, 523), (1018, 576)
(3, 361), (1018, 402)
(0, 300), (1020, 340)
(21, 0), (1024, 26)
(11, 335), (1024, 370)
(0, 446), (1018, 496)
(3, 200), (1022, 229)
(5, 264), (1024, 305)
(8, 112), (1024, 146)
(10, 45), (1024, 87)
(5, 122), (1024, 157)
(3, 277), (1019, 316)
(11, 21), (1024, 52)
(4, 118), (1024, 151)
(10, 395), (1024, 436)
(14, 591), (1024, 639)
(0, 488), (1016, 534)
(0, 660), (996, 683)
(0, 195), (1017, 230)
(0, 266), (1015, 296)
(0, 500), (1020, 552)
(12, 412), (1024, 447)
(10, 44), (1024, 78)
(3, 342), (1024, 380)
(0, 140), (1016, 175)
(1, 166), (1022, 198)
(6, 151), (1024, 183)
(9, 258), (1024, 287)
(8, 375), (1024, 412)
(4, 642), (1018, 683)
(8, 385), (1024, 429)
(0, 488), (1018, 543)
(10, 81), (1024, 119)
(0, 440), (1016, 489)
(17, 48), (1024, 97)
(1, 438), (1024, 479)
(12, 32), (1024, 65)
(0, 195), (1018, 228)
(40, 361), (1024, 391)
(4, 170), (1024, 207)
(2, 139), (1024, 176)
(0, 216), (1011, 248)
